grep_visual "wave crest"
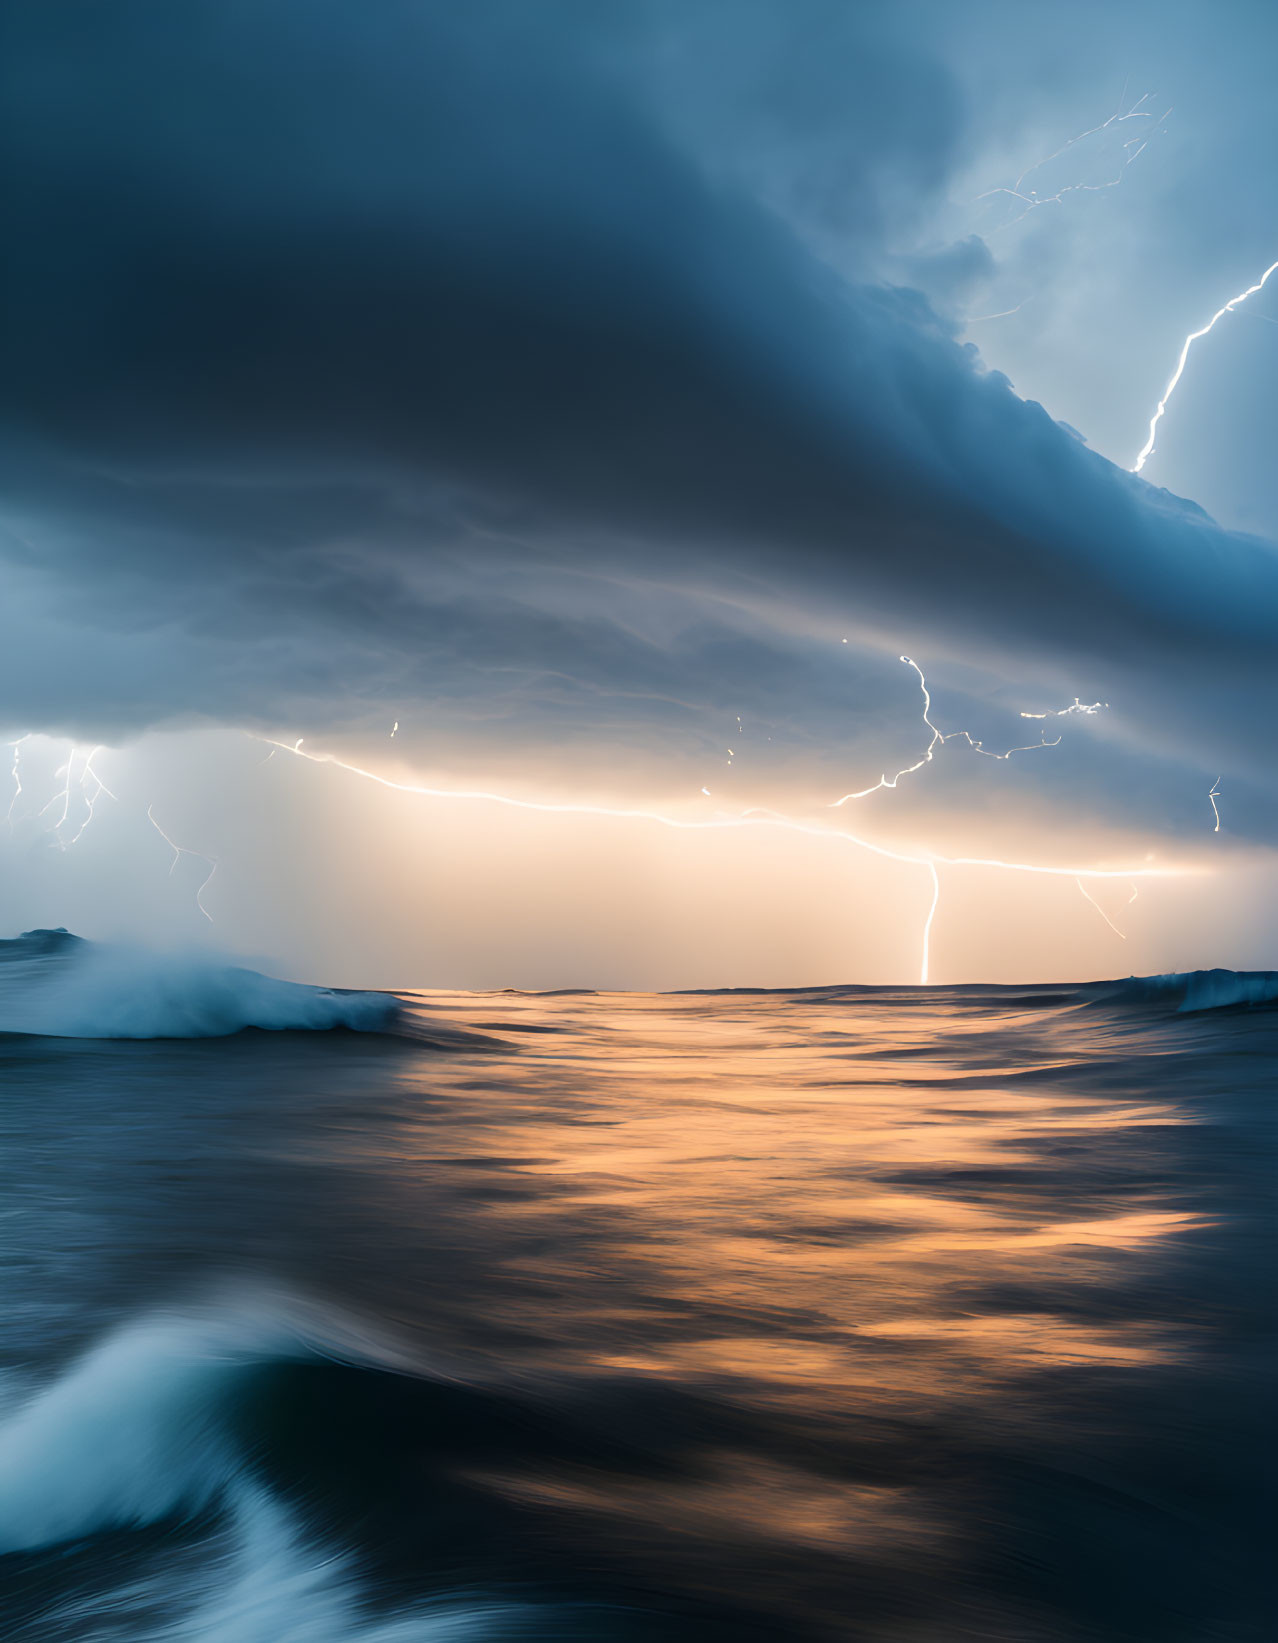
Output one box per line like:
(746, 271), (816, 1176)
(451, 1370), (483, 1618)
(0, 1288), (416, 1554)
(0, 1291), (529, 1639)
(1101, 967), (1278, 1013)
(0, 930), (399, 1039)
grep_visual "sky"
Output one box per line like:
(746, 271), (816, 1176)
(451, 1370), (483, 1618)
(2, 0), (1277, 989)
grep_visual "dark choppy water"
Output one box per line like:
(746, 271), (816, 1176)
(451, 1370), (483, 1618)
(0, 931), (1274, 1640)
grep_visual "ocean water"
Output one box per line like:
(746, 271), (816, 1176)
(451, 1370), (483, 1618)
(0, 930), (1273, 1641)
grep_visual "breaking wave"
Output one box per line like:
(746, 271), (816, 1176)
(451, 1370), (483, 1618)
(0, 930), (399, 1039)
(0, 1288), (414, 1554)
(1098, 967), (1278, 1014)
(0, 1290), (527, 1640)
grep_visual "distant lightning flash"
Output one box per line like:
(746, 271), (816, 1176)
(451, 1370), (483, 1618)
(1020, 698), (1107, 719)
(6, 735), (30, 827)
(256, 733), (1184, 986)
(966, 302), (1027, 325)
(975, 92), (1169, 233)
(829, 657), (1100, 808)
(1132, 258), (1278, 472)
(1075, 877), (1141, 941)
(921, 863), (941, 984)
(38, 745), (79, 846)
(1075, 877), (1126, 939)
(6, 734), (212, 922)
(967, 92), (1169, 330)
(147, 803), (218, 923)
(66, 747), (117, 846)
(31, 742), (118, 848)
(1208, 776), (1222, 834)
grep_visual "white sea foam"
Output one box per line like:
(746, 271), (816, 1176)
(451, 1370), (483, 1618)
(0, 1293), (522, 1639)
(174, 1501), (512, 1641)
(0, 931), (398, 1039)
(0, 1294), (394, 1552)
(65, 1484), (519, 1642)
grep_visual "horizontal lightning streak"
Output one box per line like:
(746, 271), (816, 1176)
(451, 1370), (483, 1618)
(258, 735), (1175, 879)
(1020, 699), (1106, 719)
(256, 735), (1188, 985)
(966, 302), (1028, 324)
(830, 658), (1097, 808)
(975, 94), (1169, 234)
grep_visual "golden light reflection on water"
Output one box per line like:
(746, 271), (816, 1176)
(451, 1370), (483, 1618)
(385, 988), (1204, 1406)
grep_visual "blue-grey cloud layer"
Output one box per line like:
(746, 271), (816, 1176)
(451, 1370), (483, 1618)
(2, 1), (1275, 845)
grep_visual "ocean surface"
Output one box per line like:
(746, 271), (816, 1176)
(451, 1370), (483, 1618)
(0, 929), (1274, 1641)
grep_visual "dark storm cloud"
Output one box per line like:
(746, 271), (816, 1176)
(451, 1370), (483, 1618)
(1, 1), (1276, 840)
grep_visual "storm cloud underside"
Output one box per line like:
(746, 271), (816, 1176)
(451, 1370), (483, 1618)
(3, 1), (1278, 979)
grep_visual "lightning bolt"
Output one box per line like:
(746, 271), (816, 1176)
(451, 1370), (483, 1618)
(1132, 258), (1278, 472)
(1020, 698), (1107, 719)
(147, 803), (218, 923)
(6, 735), (30, 828)
(255, 734), (1186, 986)
(829, 657), (1102, 808)
(6, 733), (212, 919)
(975, 92), (1170, 233)
(30, 742), (119, 848)
(1208, 776), (1222, 834)
(966, 92), (1169, 330)
(966, 301), (1028, 325)
(1075, 877), (1140, 941)
(920, 863), (941, 984)
(38, 744), (79, 847)
(66, 746), (117, 846)
(1076, 877), (1126, 939)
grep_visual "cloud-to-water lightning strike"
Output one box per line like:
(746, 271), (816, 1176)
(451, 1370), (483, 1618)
(1208, 777), (1222, 834)
(920, 864), (940, 983)
(147, 803), (218, 923)
(256, 733), (1186, 986)
(1132, 258), (1278, 472)
(829, 657), (1100, 808)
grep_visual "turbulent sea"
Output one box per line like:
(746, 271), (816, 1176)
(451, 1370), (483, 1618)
(0, 930), (1274, 1642)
